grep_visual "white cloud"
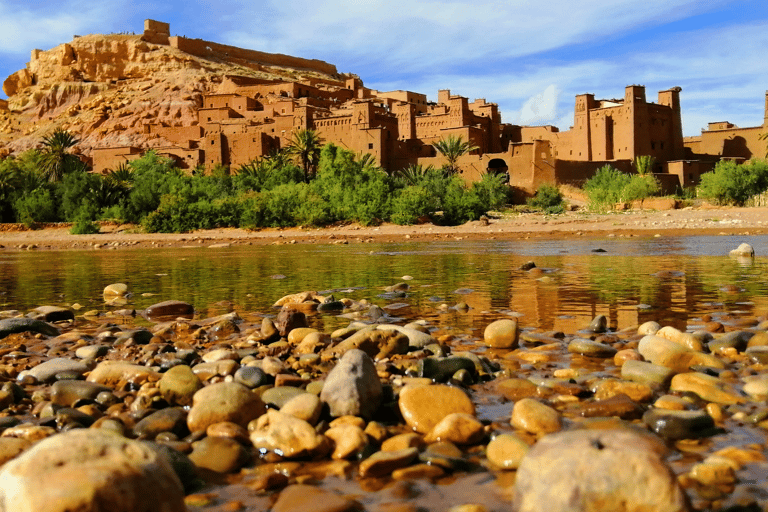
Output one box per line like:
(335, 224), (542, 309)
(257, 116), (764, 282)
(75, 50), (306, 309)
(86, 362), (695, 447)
(517, 85), (560, 125)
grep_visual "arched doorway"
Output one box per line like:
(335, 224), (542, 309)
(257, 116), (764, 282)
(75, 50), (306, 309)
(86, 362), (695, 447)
(487, 158), (509, 183)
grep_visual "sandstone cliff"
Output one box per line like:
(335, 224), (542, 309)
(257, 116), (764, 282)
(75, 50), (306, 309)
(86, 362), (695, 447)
(0, 32), (339, 156)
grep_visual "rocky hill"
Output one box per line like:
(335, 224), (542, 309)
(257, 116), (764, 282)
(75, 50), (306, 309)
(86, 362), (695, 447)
(0, 26), (341, 158)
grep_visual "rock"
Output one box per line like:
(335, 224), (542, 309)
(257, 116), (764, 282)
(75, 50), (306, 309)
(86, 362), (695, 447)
(280, 392), (323, 425)
(586, 314), (607, 333)
(144, 300), (194, 321)
(134, 408), (188, 439)
(486, 433), (529, 469)
(30, 306), (74, 322)
(274, 308), (308, 337)
(593, 379), (653, 402)
(50, 380), (111, 407)
(496, 378), (538, 400)
(376, 324), (435, 349)
(87, 361), (160, 386)
(75, 345), (109, 359)
(483, 319), (519, 349)
(638, 335), (724, 372)
(295, 331), (331, 354)
(261, 386), (307, 408)
(743, 375), (768, 400)
(158, 365), (203, 406)
(643, 409), (716, 440)
(576, 394), (644, 420)
(272, 484), (360, 512)
(189, 436), (249, 473)
(233, 365), (269, 388)
(248, 409), (328, 458)
(418, 356), (476, 383)
(511, 398), (562, 435)
(621, 359), (675, 387)
(206, 421), (250, 444)
(260, 318), (280, 343)
(514, 429), (690, 512)
(0, 429), (185, 512)
(324, 327), (408, 359)
(655, 326), (703, 351)
(19, 357), (88, 383)
(707, 330), (752, 353)
(0, 317), (59, 340)
(187, 382), (265, 432)
(568, 338), (616, 358)
(0, 437), (31, 465)
(729, 243), (754, 257)
(637, 321), (660, 335)
(669, 372), (745, 405)
(381, 433), (425, 452)
(398, 384), (475, 434)
(103, 283), (129, 298)
(358, 448), (419, 478)
(424, 413), (484, 445)
(325, 424), (369, 459)
(320, 349), (382, 419)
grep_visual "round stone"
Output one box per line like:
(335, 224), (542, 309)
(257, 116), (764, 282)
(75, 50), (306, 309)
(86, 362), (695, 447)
(483, 319), (519, 349)
(187, 382), (266, 432)
(486, 433), (529, 469)
(398, 384), (475, 434)
(159, 365), (203, 406)
(511, 398), (561, 435)
(424, 413), (484, 445)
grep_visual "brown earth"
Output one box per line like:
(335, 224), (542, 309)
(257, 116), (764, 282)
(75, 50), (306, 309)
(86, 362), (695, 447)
(1, 205), (766, 252)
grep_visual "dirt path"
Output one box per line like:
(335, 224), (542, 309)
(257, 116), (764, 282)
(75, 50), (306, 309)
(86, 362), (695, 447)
(1, 205), (767, 251)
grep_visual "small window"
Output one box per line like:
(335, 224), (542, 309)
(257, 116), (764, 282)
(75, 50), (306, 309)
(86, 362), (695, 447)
(208, 117), (212, 122)
(368, 143), (374, 149)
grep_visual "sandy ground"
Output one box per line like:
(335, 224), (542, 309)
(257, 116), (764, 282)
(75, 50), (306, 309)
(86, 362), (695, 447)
(1, 205), (767, 251)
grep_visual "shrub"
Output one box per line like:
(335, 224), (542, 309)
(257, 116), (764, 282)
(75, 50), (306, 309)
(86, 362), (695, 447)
(527, 184), (564, 214)
(390, 185), (433, 225)
(623, 174), (660, 202)
(698, 160), (768, 205)
(583, 165), (631, 210)
(13, 188), (58, 225)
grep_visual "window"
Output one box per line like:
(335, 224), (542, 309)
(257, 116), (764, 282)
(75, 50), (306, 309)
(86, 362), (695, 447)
(368, 143), (374, 149)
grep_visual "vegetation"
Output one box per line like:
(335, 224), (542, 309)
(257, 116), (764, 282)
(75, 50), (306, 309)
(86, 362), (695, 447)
(634, 155), (656, 176)
(285, 129), (323, 183)
(583, 165), (660, 211)
(433, 135), (478, 175)
(527, 183), (565, 214)
(0, 130), (509, 233)
(697, 159), (768, 205)
(39, 129), (85, 182)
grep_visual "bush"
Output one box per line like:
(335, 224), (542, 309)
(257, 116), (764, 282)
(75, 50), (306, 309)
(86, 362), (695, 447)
(13, 188), (58, 225)
(390, 185), (433, 225)
(583, 165), (631, 210)
(623, 174), (660, 202)
(527, 184), (564, 214)
(698, 160), (768, 205)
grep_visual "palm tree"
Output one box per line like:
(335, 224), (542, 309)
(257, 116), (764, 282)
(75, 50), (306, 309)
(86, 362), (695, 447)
(634, 155), (656, 176)
(39, 129), (83, 182)
(395, 163), (435, 186)
(433, 135), (478, 175)
(285, 129), (323, 182)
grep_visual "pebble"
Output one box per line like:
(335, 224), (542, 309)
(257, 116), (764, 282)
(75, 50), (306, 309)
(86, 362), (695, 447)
(18, 358), (87, 383)
(483, 319), (519, 349)
(324, 424), (369, 459)
(424, 413), (484, 444)
(511, 398), (562, 435)
(418, 356), (476, 383)
(638, 334), (724, 372)
(261, 386), (307, 408)
(144, 300), (195, 321)
(271, 484), (360, 512)
(50, 380), (111, 407)
(514, 429), (688, 512)
(358, 447), (419, 478)
(643, 408), (716, 440)
(280, 392), (323, 425)
(249, 409), (328, 458)
(398, 384), (475, 433)
(486, 433), (529, 469)
(189, 436), (249, 473)
(30, 306), (74, 323)
(729, 243), (754, 257)
(86, 361), (160, 386)
(134, 407), (188, 439)
(320, 349), (382, 419)
(382, 433), (425, 452)
(669, 372), (745, 405)
(568, 339), (617, 358)
(0, 317), (59, 340)
(103, 283), (129, 298)
(187, 382), (266, 432)
(621, 359), (675, 387)
(586, 314), (607, 333)
(0, 429), (185, 512)
(593, 379), (653, 402)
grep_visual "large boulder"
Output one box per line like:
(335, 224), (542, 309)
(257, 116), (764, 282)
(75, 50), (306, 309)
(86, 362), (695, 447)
(513, 429), (691, 512)
(320, 349), (382, 419)
(0, 429), (186, 512)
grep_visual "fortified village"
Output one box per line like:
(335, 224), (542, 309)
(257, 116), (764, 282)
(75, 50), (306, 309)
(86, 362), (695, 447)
(1, 19), (767, 195)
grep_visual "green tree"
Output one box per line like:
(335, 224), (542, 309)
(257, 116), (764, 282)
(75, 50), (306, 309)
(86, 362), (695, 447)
(634, 155), (656, 176)
(286, 129), (324, 183)
(433, 135), (478, 175)
(39, 129), (84, 182)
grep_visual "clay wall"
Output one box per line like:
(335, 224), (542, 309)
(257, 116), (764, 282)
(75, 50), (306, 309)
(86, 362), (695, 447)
(91, 146), (142, 174)
(199, 107), (241, 126)
(168, 35), (337, 76)
(143, 19), (170, 45)
(155, 146), (203, 170)
(147, 125), (204, 145)
(225, 131), (278, 169)
(666, 160), (714, 188)
(553, 159), (633, 188)
(691, 126), (765, 161)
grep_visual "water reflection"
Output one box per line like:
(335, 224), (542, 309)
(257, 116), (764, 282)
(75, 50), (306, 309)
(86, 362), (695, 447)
(1, 236), (767, 335)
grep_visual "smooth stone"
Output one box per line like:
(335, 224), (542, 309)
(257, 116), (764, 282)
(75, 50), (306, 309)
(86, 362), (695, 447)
(593, 379), (653, 402)
(424, 413), (484, 445)
(0, 429), (185, 512)
(638, 335), (724, 372)
(637, 321), (661, 335)
(260, 318), (280, 343)
(643, 409), (716, 440)
(419, 441), (466, 470)
(295, 332), (332, 355)
(30, 306), (74, 323)
(391, 463), (445, 480)
(261, 386), (308, 409)
(324, 327), (408, 359)
(19, 358), (88, 383)
(514, 429), (689, 512)
(287, 328), (319, 345)
(398, 384), (475, 434)
(586, 315), (607, 333)
(729, 243), (754, 257)
(87, 361), (160, 386)
(103, 283), (129, 297)
(418, 356), (476, 383)
(486, 433), (529, 470)
(381, 433), (426, 452)
(377, 324), (435, 349)
(483, 319), (519, 349)
(192, 360), (238, 379)
(144, 300), (194, 321)
(496, 378), (538, 400)
(707, 330), (752, 353)
(320, 349), (382, 419)
(159, 365), (202, 406)
(511, 398), (562, 435)
(75, 345), (109, 359)
(358, 447), (419, 478)
(743, 376), (768, 400)
(669, 372), (745, 405)
(656, 326), (703, 351)
(50, 380), (111, 407)
(747, 331), (768, 348)
(280, 393), (323, 425)
(745, 346), (768, 363)
(189, 436), (249, 474)
(576, 394), (644, 420)
(325, 425), (369, 459)
(274, 308), (308, 337)
(201, 348), (239, 363)
(654, 395), (690, 410)
(134, 408), (188, 439)
(206, 421), (250, 444)
(272, 484), (359, 512)
(568, 339), (616, 358)
(0, 437), (31, 465)
(621, 359), (675, 387)
(249, 409), (328, 458)
(187, 382), (266, 432)
(0, 318), (59, 340)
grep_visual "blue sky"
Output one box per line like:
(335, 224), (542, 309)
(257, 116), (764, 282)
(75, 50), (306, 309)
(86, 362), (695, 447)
(1, 0), (767, 136)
